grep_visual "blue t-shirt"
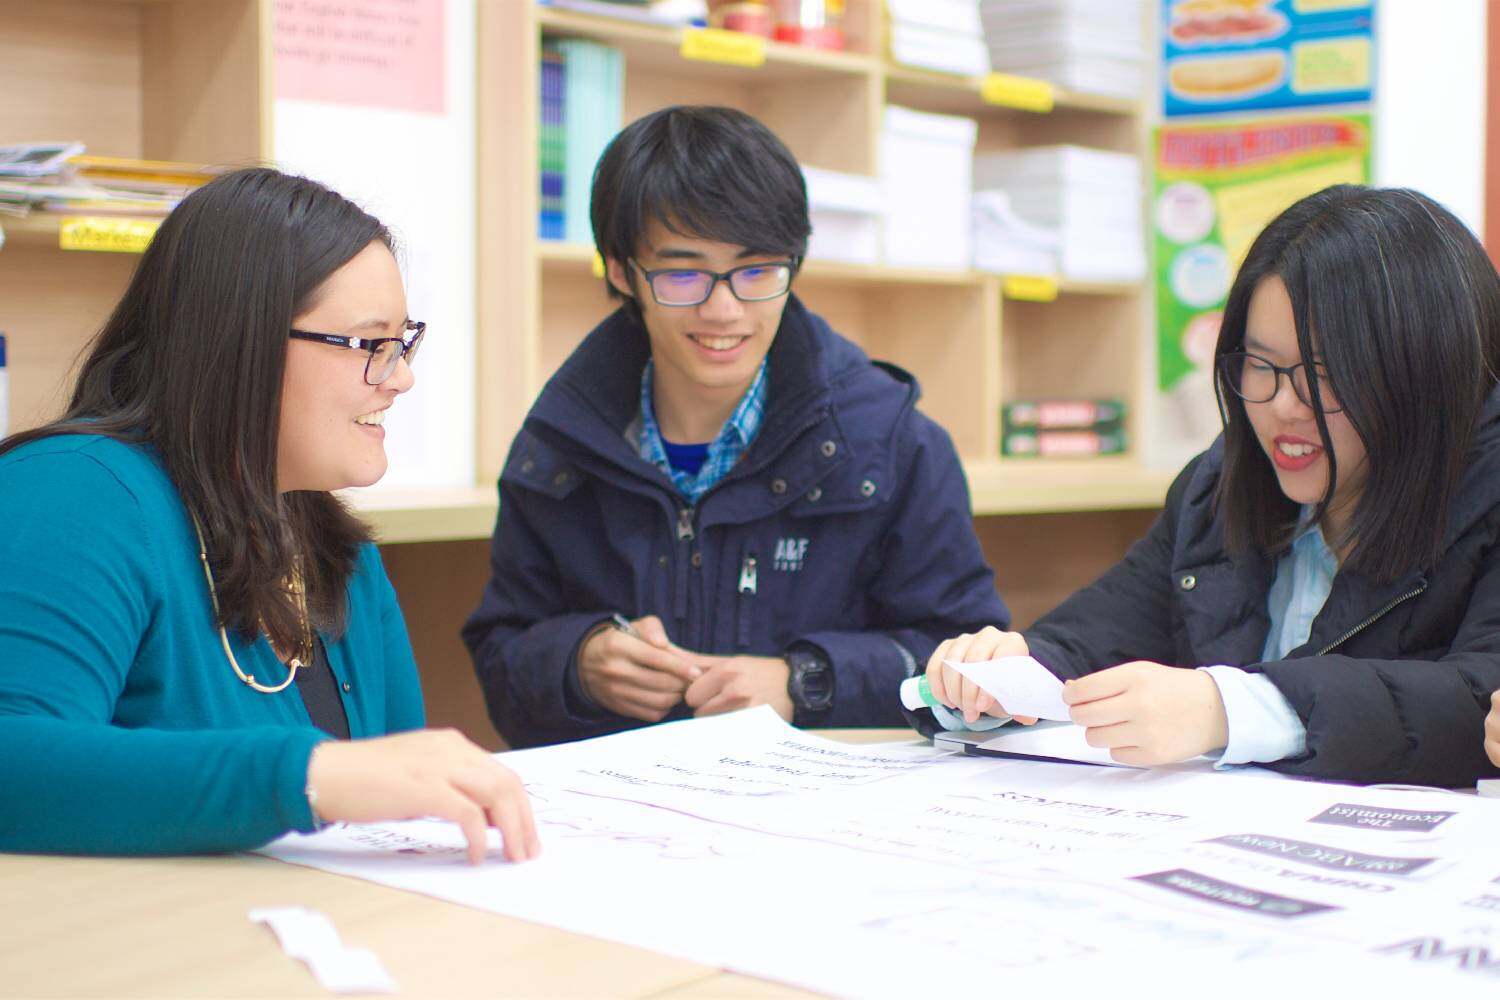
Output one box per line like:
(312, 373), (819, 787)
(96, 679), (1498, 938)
(660, 438), (710, 477)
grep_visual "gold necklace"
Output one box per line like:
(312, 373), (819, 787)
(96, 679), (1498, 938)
(191, 516), (313, 694)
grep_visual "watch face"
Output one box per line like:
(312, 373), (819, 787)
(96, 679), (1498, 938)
(792, 654), (834, 710)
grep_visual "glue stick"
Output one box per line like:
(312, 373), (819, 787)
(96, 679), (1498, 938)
(899, 674), (942, 712)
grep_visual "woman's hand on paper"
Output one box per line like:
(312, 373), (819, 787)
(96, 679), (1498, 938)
(1063, 661), (1228, 766)
(1484, 690), (1500, 767)
(924, 626), (1038, 726)
(577, 614), (701, 722)
(306, 730), (541, 865)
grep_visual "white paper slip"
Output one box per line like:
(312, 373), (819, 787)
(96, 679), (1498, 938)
(945, 654), (1071, 721)
(250, 907), (398, 994)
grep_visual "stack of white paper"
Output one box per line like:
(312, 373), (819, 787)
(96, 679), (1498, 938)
(972, 144), (1145, 281)
(980, 0), (1146, 101)
(887, 0), (989, 78)
(881, 106), (978, 270)
(803, 166), (882, 265)
(972, 189), (1058, 275)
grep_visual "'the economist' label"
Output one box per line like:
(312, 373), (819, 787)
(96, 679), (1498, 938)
(1310, 804), (1455, 832)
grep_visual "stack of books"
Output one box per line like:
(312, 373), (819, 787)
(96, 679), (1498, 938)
(539, 48), (566, 241)
(980, 0), (1146, 101)
(0, 143), (218, 218)
(539, 0), (706, 27)
(972, 145), (1145, 283)
(1002, 398), (1127, 458)
(887, 0), (989, 78)
(536, 39), (624, 244)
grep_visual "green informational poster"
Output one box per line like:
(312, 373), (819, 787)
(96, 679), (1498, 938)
(1153, 113), (1371, 450)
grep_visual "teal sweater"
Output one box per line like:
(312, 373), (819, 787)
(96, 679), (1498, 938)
(0, 435), (425, 854)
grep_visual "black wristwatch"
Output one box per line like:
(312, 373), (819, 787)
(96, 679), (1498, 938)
(784, 643), (834, 715)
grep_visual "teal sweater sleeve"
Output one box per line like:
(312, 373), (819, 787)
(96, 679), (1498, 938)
(0, 449), (325, 855)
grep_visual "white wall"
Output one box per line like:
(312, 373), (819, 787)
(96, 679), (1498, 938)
(272, 0), (477, 492)
(1375, 0), (1487, 235)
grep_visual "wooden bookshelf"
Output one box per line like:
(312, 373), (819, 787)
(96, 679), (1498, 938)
(2, 1), (1165, 745)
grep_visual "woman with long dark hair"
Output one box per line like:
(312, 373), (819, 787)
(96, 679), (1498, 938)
(0, 167), (538, 862)
(919, 185), (1500, 787)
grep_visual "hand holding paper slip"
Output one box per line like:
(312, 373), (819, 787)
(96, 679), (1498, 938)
(944, 655), (1072, 722)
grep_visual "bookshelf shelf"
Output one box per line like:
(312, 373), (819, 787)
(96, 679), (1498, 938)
(966, 460), (1174, 516)
(2, 216), (68, 249)
(884, 65), (1140, 118)
(344, 487), (499, 545)
(537, 8), (879, 83)
(535, 240), (1141, 296)
(1, 213), (165, 253)
(346, 460), (1175, 545)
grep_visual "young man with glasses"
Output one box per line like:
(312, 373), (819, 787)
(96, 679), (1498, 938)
(463, 105), (1008, 747)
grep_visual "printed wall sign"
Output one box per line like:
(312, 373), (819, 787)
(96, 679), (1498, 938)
(1163, 0), (1375, 117)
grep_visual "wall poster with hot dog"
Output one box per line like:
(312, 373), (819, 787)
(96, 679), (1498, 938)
(1162, 0), (1374, 118)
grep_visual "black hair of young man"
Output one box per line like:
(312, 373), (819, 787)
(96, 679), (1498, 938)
(1214, 184), (1500, 582)
(589, 105), (811, 317)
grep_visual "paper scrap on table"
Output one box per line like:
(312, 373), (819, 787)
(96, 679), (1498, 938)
(250, 906), (398, 994)
(945, 655), (1071, 721)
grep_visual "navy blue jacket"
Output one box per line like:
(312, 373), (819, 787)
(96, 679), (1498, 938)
(464, 296), (1008, 747)
(912, 387), (1500, 787)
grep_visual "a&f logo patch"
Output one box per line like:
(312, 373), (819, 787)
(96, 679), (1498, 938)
(773, 537), (809, 572)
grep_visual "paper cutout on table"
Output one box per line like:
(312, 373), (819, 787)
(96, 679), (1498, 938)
(274, 0), (446, 114)
(945, 655), (1072, 721)
(249, 907), (398, 994)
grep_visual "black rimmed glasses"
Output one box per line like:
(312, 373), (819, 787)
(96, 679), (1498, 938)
(632, 258), (796, 307)
(1217, 350), (1344, 414)
(289, 319), (426, 386)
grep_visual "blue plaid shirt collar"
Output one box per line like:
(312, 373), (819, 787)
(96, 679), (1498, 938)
(638, 358), (769, 505)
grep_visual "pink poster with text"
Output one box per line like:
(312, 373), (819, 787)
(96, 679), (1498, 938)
(275, 0), (446, 115)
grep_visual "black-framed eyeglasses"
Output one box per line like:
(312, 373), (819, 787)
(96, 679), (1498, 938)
(631, 258), (797, 307)
(1217, 350), (1344, 414)
(289, 319), (426, 386)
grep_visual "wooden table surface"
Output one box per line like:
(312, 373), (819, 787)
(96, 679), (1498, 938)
(0, 729), (918, 999)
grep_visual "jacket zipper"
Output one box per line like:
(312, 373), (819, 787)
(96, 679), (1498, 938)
(670, 505), (695, 638)
(1315, 581), (1428, 656)
(736, 551), (758, 649)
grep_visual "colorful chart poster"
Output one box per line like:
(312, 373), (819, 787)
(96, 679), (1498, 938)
(1153, 113), (1371, 451)
(275, 0), (446, 115)
(1162, 0), (1375, 118)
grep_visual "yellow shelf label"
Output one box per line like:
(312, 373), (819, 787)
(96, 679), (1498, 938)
(591, 251), (605, 279)
(681, 28), (766, 68)
(980, 73), (1055, 113)
(1003, 274), (1060, 302)
(58, 216), (160, 254)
